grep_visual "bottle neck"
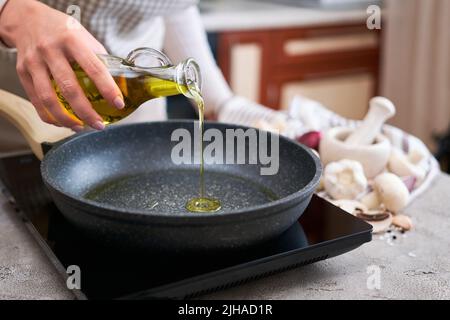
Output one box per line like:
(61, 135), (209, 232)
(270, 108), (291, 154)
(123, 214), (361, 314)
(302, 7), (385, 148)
(132, 58), (202, 99)
(174, 58), (202, 99)
(97, 52), (202, 99)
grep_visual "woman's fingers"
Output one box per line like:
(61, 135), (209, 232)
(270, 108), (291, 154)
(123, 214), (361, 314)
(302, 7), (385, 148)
(67, 42), (125, 110)
(27, 62), (83, 129)
(43, 50), (105, 130)
(16, 67), (59, 126)
(6, 1), (120, 130)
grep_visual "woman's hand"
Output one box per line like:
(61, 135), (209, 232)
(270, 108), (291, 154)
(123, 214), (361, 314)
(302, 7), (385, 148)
(0, 0), (124, 131)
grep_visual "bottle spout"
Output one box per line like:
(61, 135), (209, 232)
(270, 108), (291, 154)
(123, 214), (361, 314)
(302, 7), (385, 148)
(175, 58), (202, 100)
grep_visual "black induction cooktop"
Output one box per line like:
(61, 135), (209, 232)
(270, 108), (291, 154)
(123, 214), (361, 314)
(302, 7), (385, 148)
(0, 153), (372, 300)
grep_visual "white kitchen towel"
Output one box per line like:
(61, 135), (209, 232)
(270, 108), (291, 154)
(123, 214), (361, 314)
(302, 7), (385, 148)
(288, 95), (440, 202)
(219, 94), (440, 202)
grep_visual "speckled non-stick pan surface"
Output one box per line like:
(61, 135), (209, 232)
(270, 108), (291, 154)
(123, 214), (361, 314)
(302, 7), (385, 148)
(41, 121), (321, 251)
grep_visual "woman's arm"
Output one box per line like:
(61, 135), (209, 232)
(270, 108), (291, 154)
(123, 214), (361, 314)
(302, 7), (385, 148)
(163, 6), (279, 124)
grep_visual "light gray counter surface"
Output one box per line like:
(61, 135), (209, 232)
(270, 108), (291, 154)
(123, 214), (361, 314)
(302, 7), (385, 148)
(0, 173), (449, 300)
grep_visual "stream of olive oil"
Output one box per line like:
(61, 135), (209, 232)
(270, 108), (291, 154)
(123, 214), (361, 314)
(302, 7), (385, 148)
(54, 63), (221, 213)
(184, 88), (221, 213)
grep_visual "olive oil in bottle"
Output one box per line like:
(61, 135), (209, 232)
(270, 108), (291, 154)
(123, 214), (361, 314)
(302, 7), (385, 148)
(54, 61), (194, 124)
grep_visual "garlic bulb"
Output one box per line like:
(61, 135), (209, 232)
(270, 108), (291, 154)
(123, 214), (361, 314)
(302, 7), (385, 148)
(324, 159), (368, 200)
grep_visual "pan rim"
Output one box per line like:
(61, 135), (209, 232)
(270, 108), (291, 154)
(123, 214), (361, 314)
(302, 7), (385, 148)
(41, 120), (322, 221)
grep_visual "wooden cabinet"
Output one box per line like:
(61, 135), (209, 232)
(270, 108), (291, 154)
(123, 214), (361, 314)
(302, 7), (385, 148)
(216, 23), (380, 119)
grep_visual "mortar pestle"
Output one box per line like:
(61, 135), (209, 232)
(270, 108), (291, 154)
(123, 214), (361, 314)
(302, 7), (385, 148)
(319, 97), (396, 178)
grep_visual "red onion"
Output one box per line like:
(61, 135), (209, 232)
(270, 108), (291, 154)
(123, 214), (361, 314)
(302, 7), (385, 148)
(296, 131), (322, 150)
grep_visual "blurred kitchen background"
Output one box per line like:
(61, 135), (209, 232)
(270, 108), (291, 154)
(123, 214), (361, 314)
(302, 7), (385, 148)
(169, 0), (450, 172)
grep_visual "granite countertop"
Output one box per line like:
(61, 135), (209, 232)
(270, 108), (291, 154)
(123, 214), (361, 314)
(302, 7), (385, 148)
(1, 172), (449, 300)
(200, 0), (370, 32)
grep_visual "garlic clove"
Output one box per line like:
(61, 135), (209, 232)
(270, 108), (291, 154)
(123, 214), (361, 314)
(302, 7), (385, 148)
(374, 172), (409, 214)
(360, 191), (381, 210)
(388, 149), (426, 185)
(392, 214), (413, 231)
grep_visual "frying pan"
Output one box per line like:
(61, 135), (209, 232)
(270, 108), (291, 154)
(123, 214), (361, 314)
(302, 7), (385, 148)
(0, 89), (321, 252)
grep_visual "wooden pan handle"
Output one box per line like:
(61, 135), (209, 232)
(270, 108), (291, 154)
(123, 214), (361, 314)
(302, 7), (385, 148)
(0, 89), (73, 160)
